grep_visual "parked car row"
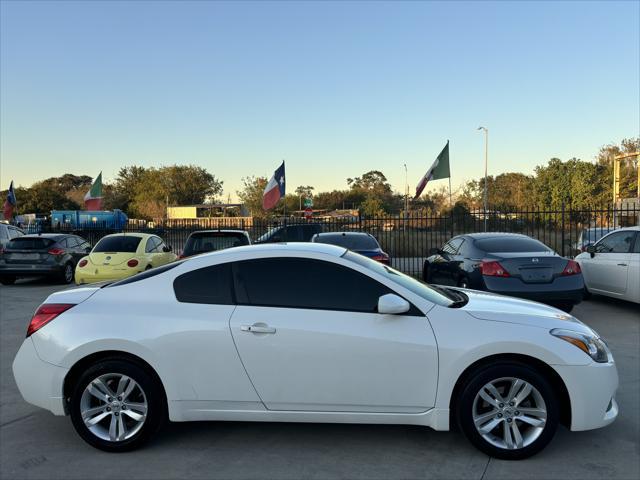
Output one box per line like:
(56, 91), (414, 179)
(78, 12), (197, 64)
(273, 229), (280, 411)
(1, 224), (638, 306)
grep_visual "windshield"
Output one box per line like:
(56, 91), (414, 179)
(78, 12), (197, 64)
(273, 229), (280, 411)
(93, 236), (142, 253)
(475, 237), (550, 253)
(184, 232), (249, 255)
(343, 251), (454, 307)
(6, 237), (55, 250)
(315, 233), (379, 250)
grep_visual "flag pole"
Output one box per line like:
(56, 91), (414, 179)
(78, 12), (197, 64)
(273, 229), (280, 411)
(448, 140), (452, 208)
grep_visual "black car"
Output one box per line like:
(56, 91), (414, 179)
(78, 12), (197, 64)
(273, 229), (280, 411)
(423, 233), (584, 312)
(179, 230), (251, 259)
(254, 223), (323, 243)
(311, 232), (390, 264)
(0, 234), (91, 285)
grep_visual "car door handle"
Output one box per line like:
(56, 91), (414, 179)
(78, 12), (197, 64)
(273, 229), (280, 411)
(617, 263), (628, 267)
(241, 324), (276, 334)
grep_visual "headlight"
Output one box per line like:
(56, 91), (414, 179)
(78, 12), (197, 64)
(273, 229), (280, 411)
(550, 328), (613, 363)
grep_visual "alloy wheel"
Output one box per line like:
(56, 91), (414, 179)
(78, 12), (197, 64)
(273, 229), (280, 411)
(80, 373), (148, 442)
(472, 377), (547, 450)
(64, 264), (74, 283)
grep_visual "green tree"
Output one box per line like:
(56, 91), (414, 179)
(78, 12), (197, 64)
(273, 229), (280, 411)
(131, 165), (223, 219)
(237, 176), (268, 218)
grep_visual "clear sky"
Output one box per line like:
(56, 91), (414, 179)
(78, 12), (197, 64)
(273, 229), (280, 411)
(1, 0), (638, 200)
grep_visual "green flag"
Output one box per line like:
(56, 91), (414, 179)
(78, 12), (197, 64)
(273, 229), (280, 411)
(414, 141), (450, 199)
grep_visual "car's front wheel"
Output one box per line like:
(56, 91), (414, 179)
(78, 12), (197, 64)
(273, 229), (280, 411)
(69, 359), (166, 452)
(457, 363), (559, 460)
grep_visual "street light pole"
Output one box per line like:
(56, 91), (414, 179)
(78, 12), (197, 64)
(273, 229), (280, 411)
(478, 126), (489, 231)
(403, 163), (408, 215)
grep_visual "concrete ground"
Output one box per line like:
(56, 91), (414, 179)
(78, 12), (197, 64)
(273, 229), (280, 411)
(0, 278), (638, 480)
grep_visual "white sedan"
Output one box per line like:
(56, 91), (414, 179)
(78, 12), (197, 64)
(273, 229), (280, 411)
(576, 226), (640, 304)
(13, 243), (618, 459)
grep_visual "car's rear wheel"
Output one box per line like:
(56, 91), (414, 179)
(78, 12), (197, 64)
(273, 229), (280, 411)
(59, 263), (74, 284)
(69, 359), (166, 452)
(0, 276), (16, 285)
(457, 363), (559, 460)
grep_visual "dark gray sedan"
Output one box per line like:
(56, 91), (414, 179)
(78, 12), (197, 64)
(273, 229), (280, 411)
(424, 233), (584, 312)
(0, 234), (91, 285)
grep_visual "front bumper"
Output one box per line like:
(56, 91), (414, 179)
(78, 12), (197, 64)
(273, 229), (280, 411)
(553, 361), (619, 431)
(12, 338), (68, 416)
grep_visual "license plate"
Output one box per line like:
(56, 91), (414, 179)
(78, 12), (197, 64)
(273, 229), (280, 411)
(520, 268), (552, 283)
(11, 253), (39, 260)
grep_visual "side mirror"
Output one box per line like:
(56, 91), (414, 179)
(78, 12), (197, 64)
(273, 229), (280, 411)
(586, 245), (596, 257)
(429, 247), (440, 256)
(377, 294), (410, 315)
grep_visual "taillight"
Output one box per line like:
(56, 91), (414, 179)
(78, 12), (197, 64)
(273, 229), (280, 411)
(481, 260), (511, 277)
(127, 259), (139, 267)
(47, 248), (65, 255)
(27, 303), (75, 337)
(561, 259), (582, 276)
(78, 259), (88, 267)
(371, 253), (390, 264)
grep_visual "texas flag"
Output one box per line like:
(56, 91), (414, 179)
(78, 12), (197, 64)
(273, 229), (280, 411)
(262, 161), (286, 210)
(3, 181), (17, 220)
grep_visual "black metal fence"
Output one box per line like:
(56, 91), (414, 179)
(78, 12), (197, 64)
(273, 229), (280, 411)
(35, 203), (639, 277)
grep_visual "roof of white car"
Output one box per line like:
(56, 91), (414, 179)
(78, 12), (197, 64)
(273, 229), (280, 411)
(198, 242), (347, 259)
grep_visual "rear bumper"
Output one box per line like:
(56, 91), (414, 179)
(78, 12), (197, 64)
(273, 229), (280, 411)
(553, 361), (619, 431)
(12, 338), (68, 416)
(75, 266), (143, 285)
(484, 276), (584, 304)
(0, 264), (63, 277)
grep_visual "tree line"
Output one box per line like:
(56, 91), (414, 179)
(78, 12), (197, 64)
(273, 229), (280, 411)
(2, 138), (637, 220)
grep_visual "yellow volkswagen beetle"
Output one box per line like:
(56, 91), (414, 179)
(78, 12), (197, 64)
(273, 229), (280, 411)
(75, 233), (177, 285)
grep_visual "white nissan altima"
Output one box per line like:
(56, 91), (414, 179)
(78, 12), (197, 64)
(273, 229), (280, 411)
(13, 243), (618, 459)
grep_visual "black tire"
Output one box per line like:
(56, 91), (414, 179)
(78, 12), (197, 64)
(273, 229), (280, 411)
(551, 302), (574, 314)
(422, 261), (430, 282)
(0, 276), (16, 285)
(456, 362), (559, 460)
(59, 263), (75, 284)
(583, 287), (592, 300)
(69, 358), (167, 452)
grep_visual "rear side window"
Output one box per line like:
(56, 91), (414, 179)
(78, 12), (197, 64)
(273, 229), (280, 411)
(0, 227), (8, 240)
(633, 233), (640, 253)
(94, 236), (142, 253)
(6, 237), (55, 250)
(475, 237), (550, 253)
(8, 228), (23, 239)
(184, 233), (249, 256)
(233, 257), (393, 313)
(442, 238), (463, 254)
(173, 263), (234, 305)
(314, 234), (379, 250)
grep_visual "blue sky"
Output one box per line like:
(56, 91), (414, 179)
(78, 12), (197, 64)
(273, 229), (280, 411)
(1, 0), (638, 200)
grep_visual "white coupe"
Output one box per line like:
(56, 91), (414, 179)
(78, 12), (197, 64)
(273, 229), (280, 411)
(576, 226), (640, 304)
(13, 243), (618, 459)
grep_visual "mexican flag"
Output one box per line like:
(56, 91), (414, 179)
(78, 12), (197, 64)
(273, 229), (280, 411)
(84, 172), (103, 210)
(414, 141), (450, 199)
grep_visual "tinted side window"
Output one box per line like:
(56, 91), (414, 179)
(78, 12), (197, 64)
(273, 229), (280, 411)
(66, 237), (78, 248)
(234, 258), (393, 313)
(442, 238), (463, 254)
(145, 237), (158, 253)
(174, 263), (234, 305)
(596, 231), (635, 253)
(8, 228), (22, 239)
(58, 238), (69, 248)
(633, 233), (640, 254)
